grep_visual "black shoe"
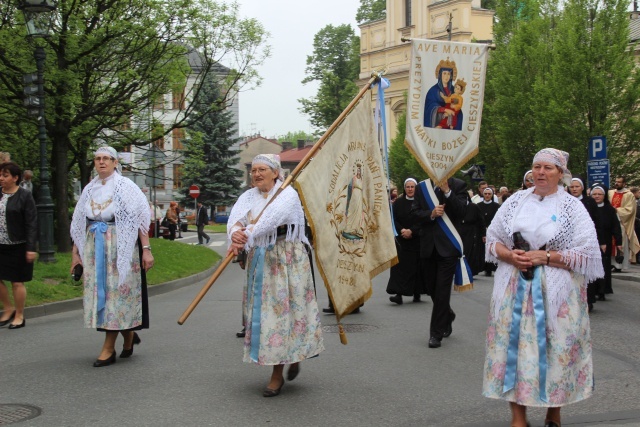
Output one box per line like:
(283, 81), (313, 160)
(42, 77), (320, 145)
(612, 267), (622, 273)
(263, 379), (284, 397)
(0, 310), (16, 327)
(322, 307), (335, 314)
(236, 328), (246, 338)
(597, 294), (606, 301)
(120, 332), (141, 358)
(93, 351), (116, 367)
(8, 318), (25, 330)
(484, 271), (492, 277)
(428, 336), (441, 348)
(206, 237), (211, 244)
(544, 422), (560, 427)
(443, 311), (456, 338)
(588, 303), (594, 313)
(286, 363), (300, 381)
(389, 294), (403, 305)
(350, 307), (360, 314)
(413, 295), (421, 302)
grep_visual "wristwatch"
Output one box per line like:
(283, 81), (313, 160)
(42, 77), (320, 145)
(142, 245), (152, 251)
(546, 250), (551, 265)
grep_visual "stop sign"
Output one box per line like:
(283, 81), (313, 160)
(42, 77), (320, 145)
(189, 184), (200, 199)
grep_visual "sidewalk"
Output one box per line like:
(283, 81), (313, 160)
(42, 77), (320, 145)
(611, 262), (640, 283)
(21, 261), (220, 320)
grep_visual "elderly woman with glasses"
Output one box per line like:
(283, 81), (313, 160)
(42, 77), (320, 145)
(227, 154), (324, 397)
(483, 148), (603, 427)
(70, 146), (153, 367)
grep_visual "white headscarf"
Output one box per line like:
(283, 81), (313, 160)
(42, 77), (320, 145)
(532, 148), (572, 186)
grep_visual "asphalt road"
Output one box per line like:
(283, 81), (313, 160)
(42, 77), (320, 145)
(1, 235), (640, 426)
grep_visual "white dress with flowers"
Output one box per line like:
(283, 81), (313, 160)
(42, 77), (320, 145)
(483, 188), (603, 407)
(228, 183), (324, 365)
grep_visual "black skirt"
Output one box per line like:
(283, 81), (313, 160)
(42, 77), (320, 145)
(0, 243), (34, 282)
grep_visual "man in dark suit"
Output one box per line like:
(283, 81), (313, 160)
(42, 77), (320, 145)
(412, 177), (468, 348)
(196, 202), (210, 245)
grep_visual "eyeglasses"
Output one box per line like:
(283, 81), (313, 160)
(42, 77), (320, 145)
(250, 167), (270, 175)
(94, 157), (114, 162)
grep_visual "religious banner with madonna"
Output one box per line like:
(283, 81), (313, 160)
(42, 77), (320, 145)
(405, 39), (489, 185)
(295, 91), (398, 322)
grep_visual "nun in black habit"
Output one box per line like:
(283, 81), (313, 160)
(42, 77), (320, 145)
(387, 178), (427, 304)
(460, 194), (486, 276)
(569, 176), (600, 310)
(476, 187), (500, 276)
(590, 183), (623, 307)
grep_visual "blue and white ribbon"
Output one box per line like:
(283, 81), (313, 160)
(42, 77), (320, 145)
(89, 221), (108, 325)
(419, 180), (473, 288)
(247, 246), (267, 362)
(372, 75), (397, 237)
(503, 266), (548, 402)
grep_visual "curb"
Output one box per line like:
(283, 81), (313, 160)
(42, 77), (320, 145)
(22, 260), (221, 320)
(612, 273), (640, 284)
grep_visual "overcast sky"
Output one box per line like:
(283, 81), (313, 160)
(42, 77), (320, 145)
(235, 0), (361, 139)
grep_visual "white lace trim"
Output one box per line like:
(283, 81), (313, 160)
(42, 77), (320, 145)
(486, 187), (603, 330)
(227, 182), (308, 249)
(71, 174), (150, 285)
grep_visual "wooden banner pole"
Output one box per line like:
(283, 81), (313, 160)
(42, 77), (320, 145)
(177, 73), (381, 325)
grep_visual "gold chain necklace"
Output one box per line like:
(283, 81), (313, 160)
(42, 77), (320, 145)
(90, 197), (113, 212)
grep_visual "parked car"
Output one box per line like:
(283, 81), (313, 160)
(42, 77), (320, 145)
(214, 212), (229, 224)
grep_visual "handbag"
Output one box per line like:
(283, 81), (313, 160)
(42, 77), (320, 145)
(161, 215), (169, 227)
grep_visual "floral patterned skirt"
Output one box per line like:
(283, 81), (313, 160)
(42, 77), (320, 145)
(243, 240), (324, 365)
(483, 269), (593, 407)
(83, 223), (147, 331)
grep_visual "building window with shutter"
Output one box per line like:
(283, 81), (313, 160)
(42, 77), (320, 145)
(172, 86), (185, 110)
(173, 128), (185, 150)
(173, 164), (183, 189)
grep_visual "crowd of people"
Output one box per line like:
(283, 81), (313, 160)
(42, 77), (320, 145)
(2, 145), (640, 425)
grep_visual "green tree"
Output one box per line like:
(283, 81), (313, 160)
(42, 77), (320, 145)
(179, 76), (242, 209)
(0, 0), (269, 251)
(389, 112), (428, 185)
(356, 0), (386, 24)
(278, 131), (314, 144)
(477, 0), (640, 188)
(299, 24), (360, 133)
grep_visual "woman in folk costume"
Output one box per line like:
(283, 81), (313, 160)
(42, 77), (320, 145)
(227, 154), (324, 397)
(70, 146), (153, 367)
(482, 148), (603, 427)
(387, 178), (427, 304)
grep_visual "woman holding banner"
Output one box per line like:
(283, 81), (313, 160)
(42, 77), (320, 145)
(227, 154), (324, 397)
(482, 148), (603, 427)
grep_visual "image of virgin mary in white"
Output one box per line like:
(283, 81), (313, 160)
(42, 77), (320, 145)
(341, 164), (366, 240)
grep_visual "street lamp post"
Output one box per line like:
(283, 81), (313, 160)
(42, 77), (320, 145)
(18, 0), (57, 263)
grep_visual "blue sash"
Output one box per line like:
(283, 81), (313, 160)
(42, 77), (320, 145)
(247, 246), (267, 362)
(89, 221), (108, 325)
(419, 180), (473, 290)
(372, 76), (397, 237)
(502, 266), (548, 402)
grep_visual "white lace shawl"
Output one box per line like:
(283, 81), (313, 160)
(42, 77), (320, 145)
(227, 183), (309, 249)
(486, 187), (603, 329)
(70, 174), (151, 285)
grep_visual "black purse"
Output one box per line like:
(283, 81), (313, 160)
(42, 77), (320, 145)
(235, 250), (247, 270)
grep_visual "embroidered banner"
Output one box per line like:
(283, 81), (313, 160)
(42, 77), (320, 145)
(295, 91), (398, 320)
(405, 39), (489, 186)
